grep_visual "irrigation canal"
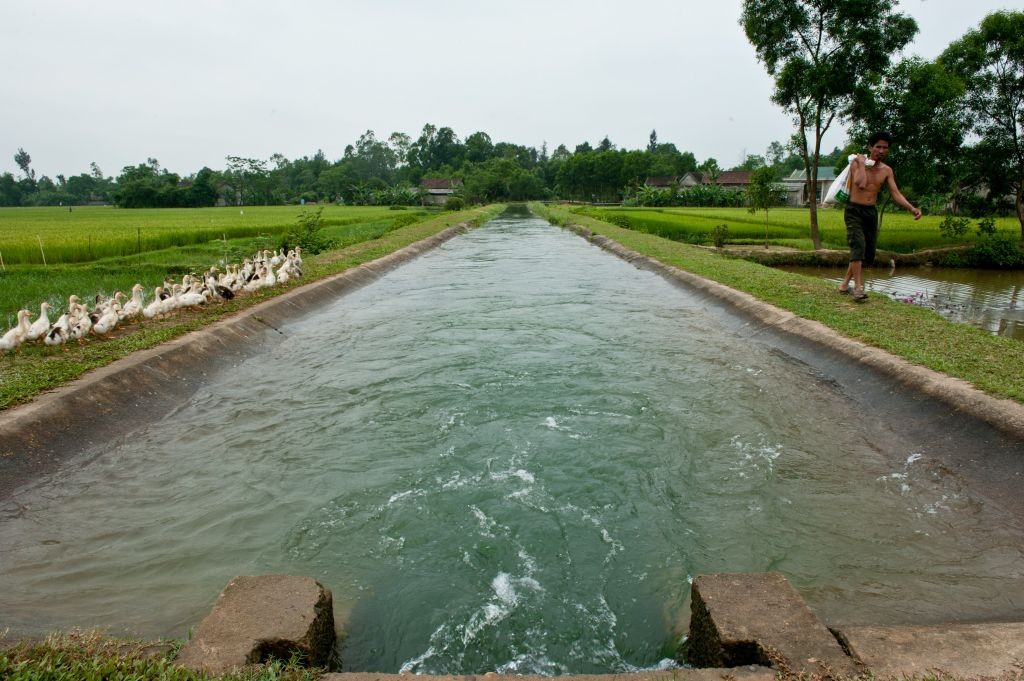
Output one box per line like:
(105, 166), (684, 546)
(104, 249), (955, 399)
(1, 208), (1023, 674)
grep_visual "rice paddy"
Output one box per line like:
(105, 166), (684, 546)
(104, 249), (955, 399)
(0, 205), (399, 265)
(0, 206), (429, 326)
(578, 206), (1021, 252)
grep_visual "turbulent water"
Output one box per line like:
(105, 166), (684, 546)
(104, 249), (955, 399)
(2, 211), (1023, 673)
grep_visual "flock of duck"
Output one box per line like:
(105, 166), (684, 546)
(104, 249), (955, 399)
(0, 247), (303, 353)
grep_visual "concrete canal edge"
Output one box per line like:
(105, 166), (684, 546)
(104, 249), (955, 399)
(564, 223), (1024, 443)
(0, 222), (472, 500)
(173, 571), (1024, 679)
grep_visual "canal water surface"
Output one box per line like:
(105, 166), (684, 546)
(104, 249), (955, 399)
(1, 212), (1023, 673)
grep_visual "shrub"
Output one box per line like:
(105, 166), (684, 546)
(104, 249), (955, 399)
(390, 213), (422, 228)
(444, 196), (464, 211)
(607, 214), (634, 229)
(281, 206), (334, 255)
(939, 214), (969, 240)
(712, 224), (729, 248)
(966, 235), (1024, 269)
(976, 216), (997, 237)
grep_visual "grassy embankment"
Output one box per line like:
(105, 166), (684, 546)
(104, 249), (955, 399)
(532, 203), (1024, 404)
(0, 631), (320, 681)
(0, 204), (505, 410)
(579, 205), (1021, 253)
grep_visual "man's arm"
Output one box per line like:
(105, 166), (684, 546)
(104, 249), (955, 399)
(885, 171), (922, 220)
(852, 154), (868, 189)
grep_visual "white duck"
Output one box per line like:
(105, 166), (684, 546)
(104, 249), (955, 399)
(143, 287), (167, 319)
(44, 313), (70, 347)
(0, 310), (31, 353)
(26, 302), (52, 343)
(91, 304), (119, 337)
(68, 306), (92, 342)
(121, 284), (145, 320)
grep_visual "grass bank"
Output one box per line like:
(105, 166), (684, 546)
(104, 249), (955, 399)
(0, 631), (321, 680)
(532, 203), (1024, 404)
(0, 205), (504, 411)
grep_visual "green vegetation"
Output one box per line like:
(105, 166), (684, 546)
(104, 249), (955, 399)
(533, 203), (1024, 404)
(0, 205), (399, 265)
(0, 207), (433, 325)
(0, 205), (504, 410)
(0, 631), (321, 681)
(576, 206), (1021, 255)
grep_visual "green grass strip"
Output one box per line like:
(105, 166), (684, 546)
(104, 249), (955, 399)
(0, 206), (505, 411)
(532, 203), (1024, 404)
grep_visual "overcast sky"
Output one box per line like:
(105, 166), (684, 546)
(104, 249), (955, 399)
(0, 0), (1016, 180)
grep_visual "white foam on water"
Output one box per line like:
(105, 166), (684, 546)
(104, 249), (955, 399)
(906, 452), (924, 465)
(729, 434), (783, 475)
(387, 489), (423, 506)
(398, 645), (437, 674)
(490, 468), (535, 484)
(545, 416), (559, 429)
(469, 505), (496, 537)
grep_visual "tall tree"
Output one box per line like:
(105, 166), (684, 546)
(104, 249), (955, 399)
(14, 148), (34, 180)
(741, 0), (917, 249)
(940, 10), (1024, 238)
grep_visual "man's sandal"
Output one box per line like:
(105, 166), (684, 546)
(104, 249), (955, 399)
(851, 289), (869, 302)
(838, 287), (850, 295)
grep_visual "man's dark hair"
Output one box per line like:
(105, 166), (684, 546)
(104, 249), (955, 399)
(868, 131), (893, 146)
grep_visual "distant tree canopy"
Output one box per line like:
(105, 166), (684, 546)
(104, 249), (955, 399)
(4, 127), (717, 208)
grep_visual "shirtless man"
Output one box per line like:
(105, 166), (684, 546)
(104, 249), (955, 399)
(839, 131), (921, 301)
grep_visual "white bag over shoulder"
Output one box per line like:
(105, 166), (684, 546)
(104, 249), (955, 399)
(823, 155), (874, 206)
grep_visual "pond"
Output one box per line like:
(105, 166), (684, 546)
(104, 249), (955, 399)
(778, 265), (1024, 340)
(1, 212), (1022, 674)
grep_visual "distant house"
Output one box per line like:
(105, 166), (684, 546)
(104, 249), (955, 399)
(783, 167), (839, 206)
(644, 176), (679, 190)
(420, 178), (463, 205)
(716, 171), (751, 191)
(679, 172), (705, 188)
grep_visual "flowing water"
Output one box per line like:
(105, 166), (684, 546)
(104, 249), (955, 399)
(2, 212), (1023, 673)
(779, 265), (1024, 340)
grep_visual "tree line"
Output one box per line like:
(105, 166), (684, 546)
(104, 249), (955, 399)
(0, 129), (828, 211)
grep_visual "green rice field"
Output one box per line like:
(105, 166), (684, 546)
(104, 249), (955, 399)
(579, 206), (1022, 252)
(0, 206), (430, 326)
(0, 205), (399, 265)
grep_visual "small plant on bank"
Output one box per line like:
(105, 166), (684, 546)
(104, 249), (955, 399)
(976, 216), (997, 237)
(712, 223), (729, 249)
(444, 196), (465, 211)
(282, 206), (334, 255)
(939, 213), (970, 240)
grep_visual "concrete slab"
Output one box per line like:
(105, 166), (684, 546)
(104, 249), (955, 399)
(688, 572), (859, 677)
(320, 669), (775, 681)
(175, 574), (336, 675)
(835, 622), (1024, 679)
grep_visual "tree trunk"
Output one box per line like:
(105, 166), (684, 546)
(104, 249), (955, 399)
(1017, 182), (1024, 241)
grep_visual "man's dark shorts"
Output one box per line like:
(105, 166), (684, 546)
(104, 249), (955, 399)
(845, 202), (878, 264)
